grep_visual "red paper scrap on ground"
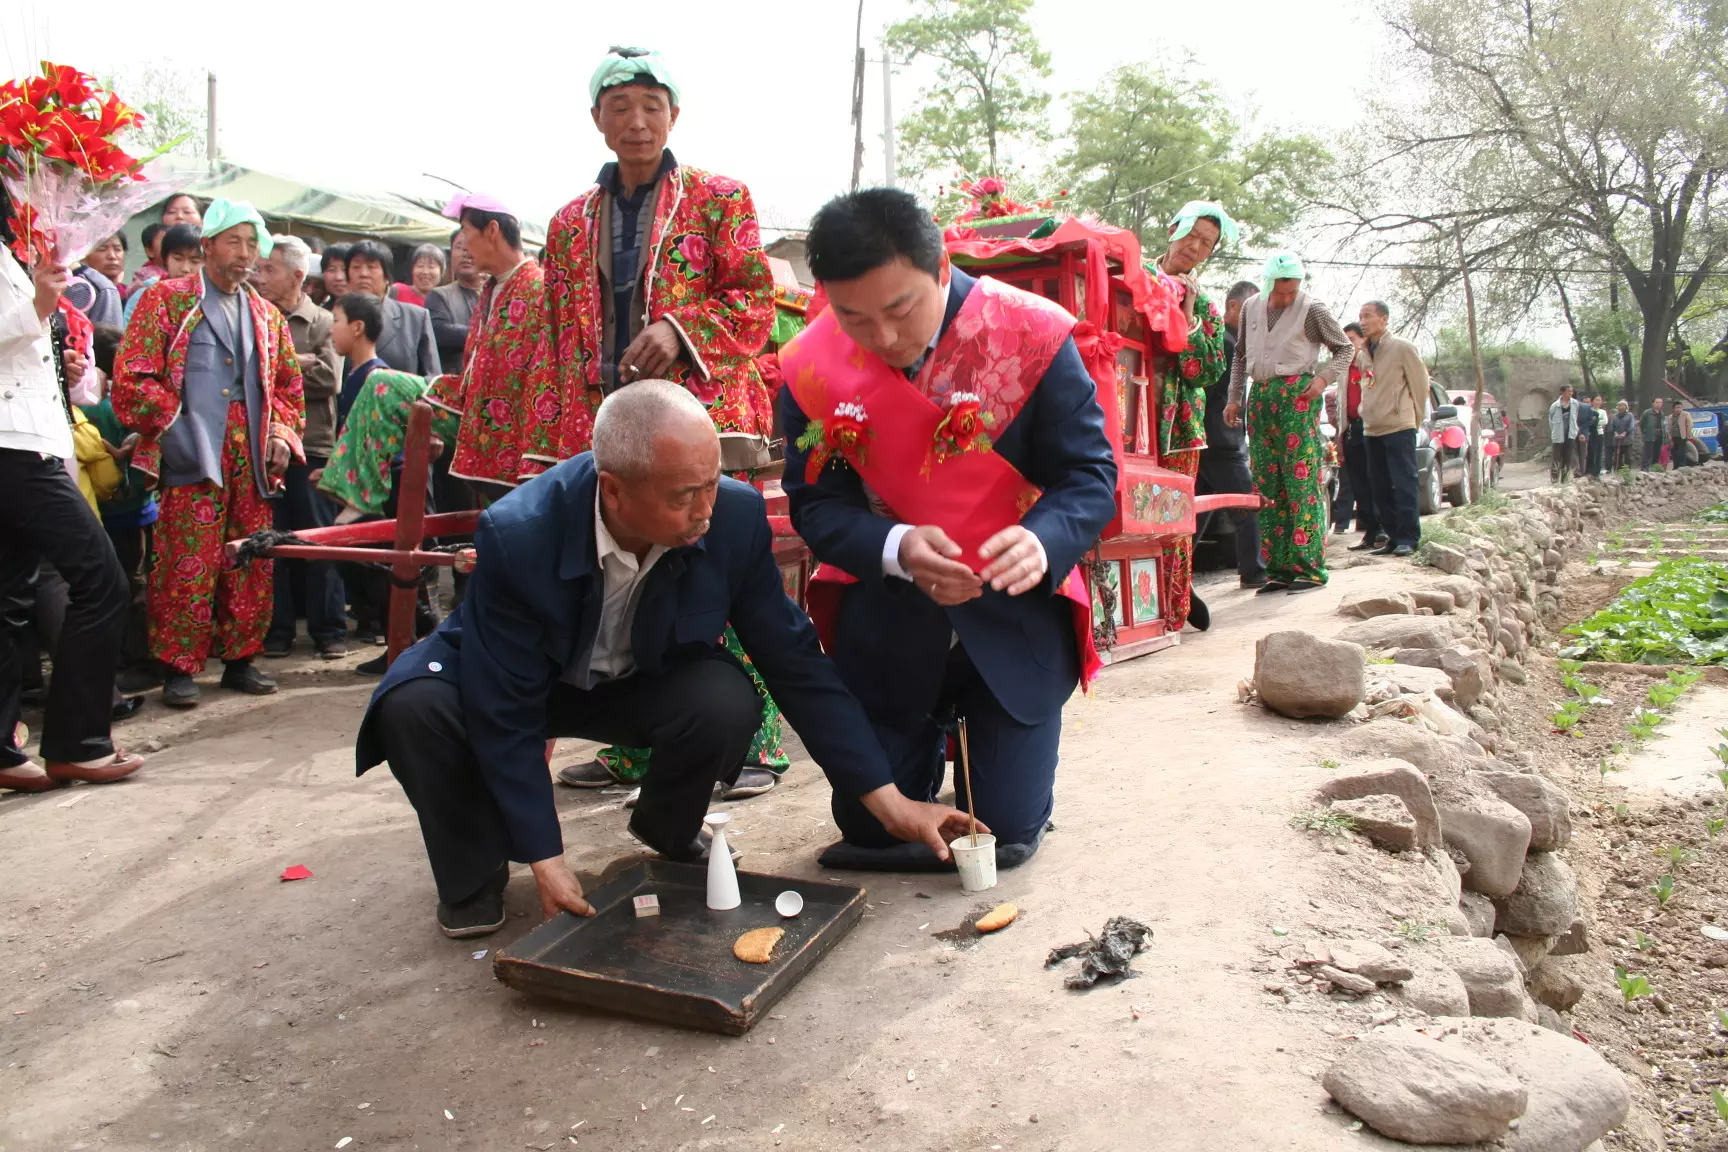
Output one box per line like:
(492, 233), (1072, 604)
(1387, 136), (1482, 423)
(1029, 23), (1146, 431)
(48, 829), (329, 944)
(280, 865), (313, 881)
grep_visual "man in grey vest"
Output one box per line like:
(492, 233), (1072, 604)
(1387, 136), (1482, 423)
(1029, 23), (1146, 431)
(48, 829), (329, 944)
(111, 199), (307, 708)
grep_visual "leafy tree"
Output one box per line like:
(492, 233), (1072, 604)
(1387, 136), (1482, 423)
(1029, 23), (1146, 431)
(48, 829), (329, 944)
(1055, 62), (1332, 248)
(107, 62), (206, 160)
(1327, 0), (1728, 408)
(885, 0), (1051, 180)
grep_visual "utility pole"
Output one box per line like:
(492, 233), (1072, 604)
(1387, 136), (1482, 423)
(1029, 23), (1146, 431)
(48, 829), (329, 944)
(1454, 226), (1488, 501)
(849, 0), (866, 191)
(206, 72), (218, 168)
(881, 50), (896, 188)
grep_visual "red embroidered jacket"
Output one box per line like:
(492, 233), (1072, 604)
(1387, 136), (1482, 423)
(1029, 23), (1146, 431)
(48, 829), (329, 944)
(111, 277), (305, 482)
(521, 163), (776, 474)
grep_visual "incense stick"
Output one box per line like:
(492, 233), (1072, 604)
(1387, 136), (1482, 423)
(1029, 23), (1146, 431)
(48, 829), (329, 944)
(958, 717), (977, 845)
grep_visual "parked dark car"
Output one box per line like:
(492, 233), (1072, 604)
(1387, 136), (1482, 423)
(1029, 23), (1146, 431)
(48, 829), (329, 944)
(1419, 381), (1474, 513)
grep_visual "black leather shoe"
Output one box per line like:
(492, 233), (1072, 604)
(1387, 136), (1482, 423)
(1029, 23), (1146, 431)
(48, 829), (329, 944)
(1287, 579), (1326, 594)
(1371, 543), (1399, 555)
(112, 694), (144, 720)
(262, 636), (292, 658)
(315, 638), (348, 660)
(1390, 544), (1415, 558)
(1255, 580), (1292, 595)
(1347, 538), (1381, 552)
(220, 660), (278, 695)
(355, 653), (388, 676)
(1239, 574), (1269, 589)
(162, 673), (200, 708)
(437, 864), (509, 939)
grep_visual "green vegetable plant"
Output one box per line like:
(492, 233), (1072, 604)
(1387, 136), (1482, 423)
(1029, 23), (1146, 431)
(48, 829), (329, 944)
(1614, 966), (1654, 1003)
(1632, 930), (1658, 951)
(1657, 845), (1699, 868)
(1706, 815), (1726, 840)
(1651, 874), (1677, 907)
(1560, 558), (1728, 665)
(1712, 1086), (1728, 1126)
(1551, 699), (1586, 735)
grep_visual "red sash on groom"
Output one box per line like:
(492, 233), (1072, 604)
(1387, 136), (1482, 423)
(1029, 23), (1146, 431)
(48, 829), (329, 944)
(783, 275), (1101, 687)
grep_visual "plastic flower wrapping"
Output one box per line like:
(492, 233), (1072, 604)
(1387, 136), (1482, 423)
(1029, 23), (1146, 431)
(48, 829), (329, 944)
(0, 61), (187, 265)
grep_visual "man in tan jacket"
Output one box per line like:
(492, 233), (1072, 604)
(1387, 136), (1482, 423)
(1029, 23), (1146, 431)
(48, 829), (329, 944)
(1357, 300), (1429, 557)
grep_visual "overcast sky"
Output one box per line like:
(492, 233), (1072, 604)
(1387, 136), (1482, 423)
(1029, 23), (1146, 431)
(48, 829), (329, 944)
(3, 0), (1379, 230)
(11, 0), (1520, 345)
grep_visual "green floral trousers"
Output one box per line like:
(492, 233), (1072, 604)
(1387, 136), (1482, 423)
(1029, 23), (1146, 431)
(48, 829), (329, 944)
(1249, 373), (1328, 585)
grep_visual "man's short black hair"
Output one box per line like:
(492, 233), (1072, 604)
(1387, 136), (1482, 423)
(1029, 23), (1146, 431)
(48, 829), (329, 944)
(460, 207), (522, 251)
(322, 242), (352, 273)
(348, 238), (396, 278)
(160, 224), (202, 258)
(141, 222), (163, 251)
(160, 193), (198, 222)
(806, 188), (944, 283)
(1226, 280), (1260, 306)
(1344, 321), (1364, 336)
(334, 292), (383, 342)
(1364, 300), (1391, 320)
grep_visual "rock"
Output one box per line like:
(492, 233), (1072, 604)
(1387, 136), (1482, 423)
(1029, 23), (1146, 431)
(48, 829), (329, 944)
(1500, 934), (1555, 973)
(1317, 965), (1378, 995)
(1494, 853), (1580, 938)
(1425, 543), (1470, 575)
(1549, 918), (1591, 957)
(1339, 592), (1416, 619)
(1435, 936), (1538, 1021)
(1459, 892), (1497, 937)
(1342, 723), (1492, 783)
(1329, 941), (1415, 985)
(1437, 792), (1532, 897)
(1376, 663), (1455, 703)
(1253, 631), (1366, 719)
(1537, 1005), (1570, 1035)
(1323, 1032), (1526, 1145)
(1467, 704), (1500, 731)
(1476, 772), (1573, 851)
(1443, 1018), (1630, 1152)
(1409, 589), (1455, 614)
(1331, 795), (1420, 853)
(1497, 659), (1527, 685)
(1429, 577), (1478, 610)
(1430, 849), (1463, 904)
(1527, 957), (1585, 1012)
(1337, 616), (1455, 651)
(1390, 955), (1472, 1017)
(1319, 760), (1442, 850)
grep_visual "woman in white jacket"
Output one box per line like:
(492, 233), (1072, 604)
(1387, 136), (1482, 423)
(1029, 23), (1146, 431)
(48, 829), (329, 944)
(0, 171), (144, 792)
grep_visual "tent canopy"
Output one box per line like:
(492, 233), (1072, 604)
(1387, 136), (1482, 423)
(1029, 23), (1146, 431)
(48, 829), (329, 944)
(120, 161), (546, 277)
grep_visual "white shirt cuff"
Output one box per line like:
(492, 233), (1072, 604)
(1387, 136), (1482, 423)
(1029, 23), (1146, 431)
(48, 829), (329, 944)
(882, 523), (915, 580)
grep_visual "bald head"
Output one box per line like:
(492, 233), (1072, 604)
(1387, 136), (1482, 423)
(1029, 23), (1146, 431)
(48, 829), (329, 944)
(592, 380), (721, 552)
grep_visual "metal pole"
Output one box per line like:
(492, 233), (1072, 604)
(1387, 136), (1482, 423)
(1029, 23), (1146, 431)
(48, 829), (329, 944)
(882, 51), (896, 188)
(850, 0), (866, 191)
(206, 72), (217, 167)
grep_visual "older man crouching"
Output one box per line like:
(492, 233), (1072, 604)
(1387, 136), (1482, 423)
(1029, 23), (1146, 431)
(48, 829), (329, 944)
(357, 381), (977, 938)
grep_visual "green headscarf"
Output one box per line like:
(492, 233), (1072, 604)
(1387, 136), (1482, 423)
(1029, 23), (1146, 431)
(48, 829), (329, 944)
(1260, 250), (1305, 296)
(200, 198), (273, 257)
(589, 47), (681, 107)
(1167, 200), (1239, 248)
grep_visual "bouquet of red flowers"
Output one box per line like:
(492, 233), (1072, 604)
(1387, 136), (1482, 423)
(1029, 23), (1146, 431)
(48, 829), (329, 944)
(0, 61), (185, 265)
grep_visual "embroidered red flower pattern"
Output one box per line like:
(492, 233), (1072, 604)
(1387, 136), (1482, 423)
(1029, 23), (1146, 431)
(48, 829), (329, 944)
(932, 391), (996, 463)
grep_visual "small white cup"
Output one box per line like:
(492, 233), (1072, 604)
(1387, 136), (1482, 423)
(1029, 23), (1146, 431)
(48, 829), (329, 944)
(775, 890), (804, 918)
(950, 833), (998, 892)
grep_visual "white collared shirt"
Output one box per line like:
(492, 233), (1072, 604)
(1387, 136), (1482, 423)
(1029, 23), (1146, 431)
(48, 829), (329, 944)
(586, 489), (668, 684)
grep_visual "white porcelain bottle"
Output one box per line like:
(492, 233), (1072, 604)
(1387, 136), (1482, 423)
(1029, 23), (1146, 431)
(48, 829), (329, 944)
(705, 812), (740, 910)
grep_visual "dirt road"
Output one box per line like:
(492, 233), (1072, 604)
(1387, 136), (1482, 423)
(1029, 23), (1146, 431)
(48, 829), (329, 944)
(2, 550), (1485, 1152)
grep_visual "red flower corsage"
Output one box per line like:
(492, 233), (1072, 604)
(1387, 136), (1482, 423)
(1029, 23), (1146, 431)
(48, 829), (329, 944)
(932, 391), (996, 464)
(797, 401), (874, 483)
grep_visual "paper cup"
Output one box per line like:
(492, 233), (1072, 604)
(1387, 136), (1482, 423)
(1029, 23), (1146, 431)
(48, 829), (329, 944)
(775, 890), (804, 918)
(950, 833), (998, 892)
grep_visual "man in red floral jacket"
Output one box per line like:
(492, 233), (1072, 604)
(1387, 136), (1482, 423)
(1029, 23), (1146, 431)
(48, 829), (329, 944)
(519, 46), (777, 478)
(112, 199), (304, 708)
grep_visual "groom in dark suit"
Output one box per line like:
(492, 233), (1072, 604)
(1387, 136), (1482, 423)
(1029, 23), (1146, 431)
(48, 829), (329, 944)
(359, 381), (977, 938)
(779, 189), (1117, 871)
